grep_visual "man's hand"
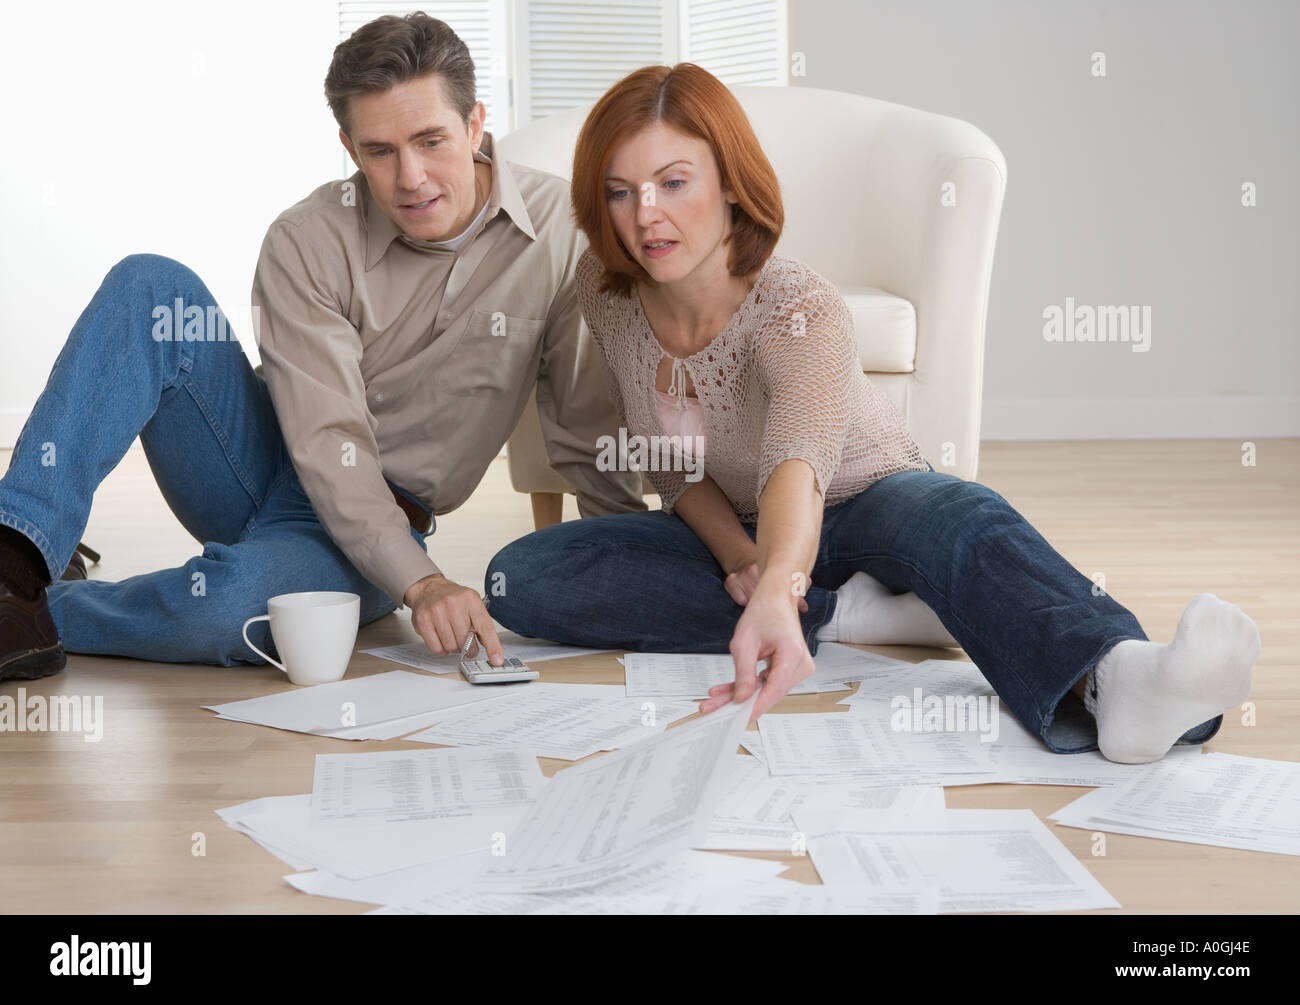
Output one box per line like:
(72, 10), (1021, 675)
(404, 573), (504, 666)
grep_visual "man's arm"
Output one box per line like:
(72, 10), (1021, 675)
(252, 219), (503, 662)
(533, 239), (646, 517)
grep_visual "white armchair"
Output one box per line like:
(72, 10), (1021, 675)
(498, 84), (1007, 528)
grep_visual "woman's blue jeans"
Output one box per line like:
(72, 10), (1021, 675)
(486, 470), (1223, 754)
(0, 255), (424, 665)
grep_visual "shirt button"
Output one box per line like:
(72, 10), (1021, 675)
(374, 392), (385, 403)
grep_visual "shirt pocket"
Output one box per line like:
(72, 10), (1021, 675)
(437, 308), (547, 397)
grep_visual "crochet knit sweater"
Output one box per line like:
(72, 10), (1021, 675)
(575, 247), (930, 521)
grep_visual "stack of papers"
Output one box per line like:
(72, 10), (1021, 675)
(204, 670), (506, 740)
(1050, 752), (1300, 855)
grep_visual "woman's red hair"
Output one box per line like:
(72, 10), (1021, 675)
(570, 63), (784, 298)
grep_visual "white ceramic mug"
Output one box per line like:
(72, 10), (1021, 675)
(242, 591), (361, 686)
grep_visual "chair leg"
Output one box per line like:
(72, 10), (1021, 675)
(530, 492), (564, 531)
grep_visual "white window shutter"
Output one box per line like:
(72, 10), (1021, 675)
(513, 0), (673, 125)
(681, 0), (788, 86)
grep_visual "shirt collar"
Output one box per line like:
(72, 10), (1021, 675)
(363, 130), (537, 271)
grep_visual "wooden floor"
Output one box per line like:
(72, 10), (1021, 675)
(1, 439), (1296, 914)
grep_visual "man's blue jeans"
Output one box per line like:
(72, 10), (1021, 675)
(0, 254), (423, 665)
(486, 470), (1223, 754)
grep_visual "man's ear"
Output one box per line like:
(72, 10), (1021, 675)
(340, 128), (361, 171)
(468, 100), (487, 151)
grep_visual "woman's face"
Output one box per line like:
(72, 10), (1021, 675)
(603, 121), (739, 288)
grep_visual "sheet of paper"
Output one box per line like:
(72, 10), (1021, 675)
(217, 793), (527, 880)
(365, 882), (940, 915)
(354, 849), (785, 913)
(794, 807), (1120, 913)
(470, 695), (757, 893)
(1051, 752), (1300, 855)
(835, 657), (1210, 787)
(757, 711), (997, 781)
(356, 644), (462, 674)
(204, 670), (504, 739)
(214, 798), (319, 871)
(402, 683), (697, 760)
(739, 733), (766, 765)
(838, 657), (988, 703)
(624, 652), (864, 699)
(310, 745), (545, 825)
(698, 755), (946, 851)
(284, 851), (484, 906)
(361, 625), (615, 672)
(808, 643), (919, 685)
(958, 706), (1202, 787)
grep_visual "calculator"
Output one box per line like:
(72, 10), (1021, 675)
(459, 631), (538, 684)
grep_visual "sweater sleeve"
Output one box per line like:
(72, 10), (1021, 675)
(753, 276), (856, 505)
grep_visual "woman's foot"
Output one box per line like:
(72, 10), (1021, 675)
(817, 571), (959, 647)
(1086, 593), (1260, 764)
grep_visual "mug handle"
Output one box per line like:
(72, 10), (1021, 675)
(242, 614), (287, 673)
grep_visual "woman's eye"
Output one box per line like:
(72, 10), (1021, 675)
(607, 189), (630, 201)
(663, 179), (684, 190)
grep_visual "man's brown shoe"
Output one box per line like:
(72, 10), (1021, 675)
(0, 582), (66, 680)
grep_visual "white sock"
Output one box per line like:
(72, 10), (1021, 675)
(1084, 593), (1260, 764)
(817, 571), (959, 647)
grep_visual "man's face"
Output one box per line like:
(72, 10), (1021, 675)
(341, 74), (486, 242)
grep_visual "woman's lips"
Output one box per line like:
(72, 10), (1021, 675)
(644, 240), (678, 259)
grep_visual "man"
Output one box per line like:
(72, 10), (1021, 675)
(0, 12), (643, 679)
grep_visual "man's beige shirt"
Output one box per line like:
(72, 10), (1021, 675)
(251, 131), (644, 604)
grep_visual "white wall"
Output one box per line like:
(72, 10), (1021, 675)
(790, 0), (1298, 439)
(0, 0), (342, 444)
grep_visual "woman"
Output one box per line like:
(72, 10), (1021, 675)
(486, 64), (1260, 763)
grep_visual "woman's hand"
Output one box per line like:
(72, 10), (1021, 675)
(725, 561), (808, 612)
(702, 575), (815, 725)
